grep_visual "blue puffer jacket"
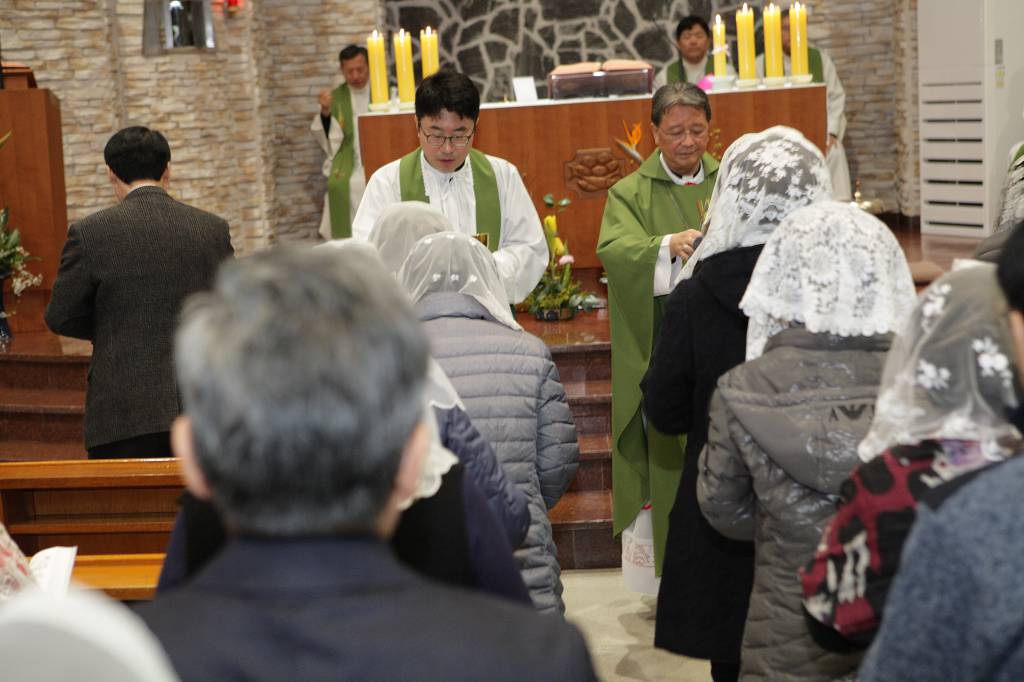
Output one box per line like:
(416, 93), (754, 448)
(434, 405), (531, 549)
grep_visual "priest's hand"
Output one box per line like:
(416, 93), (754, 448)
(319, 89), (332, 116)
(669, 229), (703, 260)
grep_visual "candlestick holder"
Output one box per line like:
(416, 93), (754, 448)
(369, 102), (390, 112)
(735, 77), (760, 88)
(763, 76), (786, 87)
(398, 101), (415, 111)
(789, 74), (814, 85)
(710, 75), (736, 92)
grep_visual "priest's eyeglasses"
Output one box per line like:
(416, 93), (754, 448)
(419, 126), (476, 148)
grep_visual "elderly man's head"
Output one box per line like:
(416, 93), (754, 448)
(172, 247), (430, 538)
(650, 83), (711, 177)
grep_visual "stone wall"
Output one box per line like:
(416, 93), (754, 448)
(893, 0), (920, 216)
(1, 0), (381, 252)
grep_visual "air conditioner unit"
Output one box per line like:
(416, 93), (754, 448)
(918, 0), (1024, 236)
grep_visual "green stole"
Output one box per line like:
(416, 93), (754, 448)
(326, 84), (356, 239)
(1013, 142), (1024, 167)
(398, 148), (502, 252)
(807, 46), (825, 83)
(666, 55), (715, 84)
(596, 150), (719, 574)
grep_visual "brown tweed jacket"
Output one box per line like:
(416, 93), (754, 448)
(45, 186), (234, 448)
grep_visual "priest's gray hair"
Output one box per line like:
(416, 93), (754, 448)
(174, 247), (429, 536)
(652, 82), (712, 126)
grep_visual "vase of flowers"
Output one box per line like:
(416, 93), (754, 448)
(0, 131), (43, 345)
(523, 193), (599, 321)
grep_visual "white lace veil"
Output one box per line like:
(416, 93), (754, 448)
(398, 231), (523, 331)
(858, 263), (1022, 463)
(741, 201), (917, 360)
(679, 125), (832, 281)
(314, 239), (459, 505)
(367, 200), (453, 274)
(995, 149), (1024, 234)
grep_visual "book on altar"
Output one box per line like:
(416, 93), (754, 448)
(547, 60), (653, 100)
(0, 524), (77, 600)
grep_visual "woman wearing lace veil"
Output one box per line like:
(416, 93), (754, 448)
(696, 201), (916, 681)
(643, 126), (832, 680)
(801, 263), (1022, 649)
(367, 200), (452, 274)
(399, 232), (580, 615)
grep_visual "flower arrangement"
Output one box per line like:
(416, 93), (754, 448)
(0, 130), (43, 300)
(523, 193), (599, 320)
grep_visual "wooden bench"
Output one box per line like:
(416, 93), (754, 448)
(0, 459), (182, 600)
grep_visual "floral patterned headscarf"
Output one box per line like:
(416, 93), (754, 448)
(858, 263), (1022, 464)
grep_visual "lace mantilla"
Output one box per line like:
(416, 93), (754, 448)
(678, 125), (832, 282)
(740, 201), (917, 360)
(858, 264), (1022, 463)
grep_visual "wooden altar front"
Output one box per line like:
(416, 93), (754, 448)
(359, 85), (827, 269)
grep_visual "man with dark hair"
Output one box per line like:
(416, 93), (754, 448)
(352, 70), (546, 303)
(597, 82), (718, 598)
(312, 44), (370, 240)
(654, 15), (734, 88)
(135, 247), (595, 681)
(45, 126), (234, 459)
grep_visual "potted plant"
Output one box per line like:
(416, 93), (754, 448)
(523, 193), (599, 321)
(0, 130), (43, 344)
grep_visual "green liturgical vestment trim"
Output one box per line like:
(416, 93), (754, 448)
(326, 84), (356, 239)
(398, 148), (502, 252)
(666, 56), (715, 85)
(597, 150), (718, 574)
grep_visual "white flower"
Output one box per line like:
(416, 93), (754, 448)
(449, 273), (460, 282)
(917, 359), (951, 390)
(973, 337), (1012, 387)
(431, 273), (441, 282)
(920, 283), (951, 328)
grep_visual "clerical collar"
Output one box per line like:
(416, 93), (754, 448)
(659, 153), (704, 186)
(423, 155), (471, 182)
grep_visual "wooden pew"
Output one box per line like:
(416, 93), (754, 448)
(0, 458), (182, 600)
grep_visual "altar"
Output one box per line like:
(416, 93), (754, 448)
(358, 86), (827, 268)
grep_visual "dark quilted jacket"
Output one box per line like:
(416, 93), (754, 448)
(698, 328), (891, 681)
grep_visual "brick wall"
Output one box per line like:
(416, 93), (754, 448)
(893, 0), (920, 216)
(1, 0), (382, 253)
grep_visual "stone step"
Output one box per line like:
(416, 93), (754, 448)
(0, 333), (90, 392)
(568, 433), (611, 492)
(550, 490), (619, 570)
(563, 378), (611, 437)
(0, 387), (85, 443)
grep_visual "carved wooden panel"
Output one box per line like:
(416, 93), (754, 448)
(564, 148), (628, 198)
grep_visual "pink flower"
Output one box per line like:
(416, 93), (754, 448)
(558, 254), (575, 266)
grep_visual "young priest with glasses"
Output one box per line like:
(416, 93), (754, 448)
(352, 70), (547, 303)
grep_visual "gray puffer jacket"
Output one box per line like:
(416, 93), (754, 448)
(419, 292), (580, 614)
(698, 329), (892, 681)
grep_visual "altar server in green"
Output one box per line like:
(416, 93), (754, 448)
(597, 83), (718, 593)
(653, 16), (734, 89)
(352, 70), (547, 303)
(311, 45), (370, 240)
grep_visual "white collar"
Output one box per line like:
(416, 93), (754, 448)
(421, 152), (474, 183)
(659, 153), (704, 186)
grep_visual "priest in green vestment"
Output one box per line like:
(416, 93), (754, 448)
(311, 45), (370, 240)
(653, 16), (735, 89)
(597, 83), (718, 589)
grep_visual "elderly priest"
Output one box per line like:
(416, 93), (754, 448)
(352, 70), (547, 303)
(597, 82), (717, 593)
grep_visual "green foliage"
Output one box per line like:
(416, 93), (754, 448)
(523, 194), (599, 316)
(0, 130), (42, 296)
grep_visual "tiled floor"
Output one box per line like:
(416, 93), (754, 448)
(563, 569), (711, 682)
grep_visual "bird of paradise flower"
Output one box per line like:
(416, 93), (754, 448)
(615, 120), (644, 165)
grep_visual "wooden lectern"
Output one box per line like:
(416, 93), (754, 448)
(0, 65), (68, 332)
(359, 86), (827, 269)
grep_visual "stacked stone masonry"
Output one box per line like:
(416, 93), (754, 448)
(3, 0), (920, 250)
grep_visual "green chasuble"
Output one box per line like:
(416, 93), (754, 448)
(398, 148), (502, 252)
(326, 84), (356, 239)
(666, 56), (715, 85)
(1013, 142), (1024, 167)
(597, 150), (718, 574)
